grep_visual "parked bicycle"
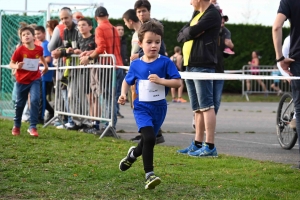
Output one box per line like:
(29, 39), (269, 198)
(276, 93), (298, 149)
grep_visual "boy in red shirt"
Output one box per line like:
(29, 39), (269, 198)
(10, 26), (48, 137)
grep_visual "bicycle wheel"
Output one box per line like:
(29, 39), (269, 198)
(276, 93), (298, 150)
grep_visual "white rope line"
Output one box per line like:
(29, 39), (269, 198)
(1, 65), (299, 80)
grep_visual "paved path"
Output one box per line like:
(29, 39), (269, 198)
(115, 102), (299, 165)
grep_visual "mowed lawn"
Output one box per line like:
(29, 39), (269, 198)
(0, 118), (299, 199)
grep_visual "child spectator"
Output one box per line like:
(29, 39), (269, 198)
(170, 46), (187, 103)
(68, 18), (99, 134)
(118, 21), (181, 189)
(10, 26), (48, 137)
(34, 26), (55, 123)
(270, 65), (283, 96)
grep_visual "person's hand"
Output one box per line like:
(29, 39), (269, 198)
(16, 62), (24, 69)
(41, 67), (48, 75)
(248, 61), (251, 65)
(66, 47), (73, 54)
(51, 49), (61, 59)
(130, 53), (139, 61)
(80, 51), (88, 57)
(118, 94), (127, 105)
(280, 58), (295, 76)
(148, 74), (161, 84)
(80, 56), (89, 66)
(74, 49), (82, 54)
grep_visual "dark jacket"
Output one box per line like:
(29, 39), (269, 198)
(177, 5), (221, 67)
(59, 22), (80, 57)
(120, 36), (129, 66)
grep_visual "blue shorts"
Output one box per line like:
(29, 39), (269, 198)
(133, 101), (167, 136)
(185, 67), (215, 112)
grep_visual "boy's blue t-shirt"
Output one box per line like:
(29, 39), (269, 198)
(125, 55), (181, 105)
(41, 40), (53, 82)
(272, 70), (281, 83)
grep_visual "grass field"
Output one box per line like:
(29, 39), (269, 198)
(1, 118), (300, 199)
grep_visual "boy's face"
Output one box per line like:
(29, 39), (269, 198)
(21, 30), (34, 44)
(123, 18), (133, 30)
(77, 21), (92, 34)
(139, 31), (161, 59)
(34, 30), (45, 42)
(116, 25), (124, 37)
(136, 7), (150, 23)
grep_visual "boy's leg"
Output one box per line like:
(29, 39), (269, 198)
(14, 82), (31, 128)
(29, 79), (41, 130)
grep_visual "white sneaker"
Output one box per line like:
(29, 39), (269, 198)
(56, 122), (75, 129)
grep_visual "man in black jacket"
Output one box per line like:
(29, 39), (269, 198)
(273, 0), (300, 169)
(177, 0), (221, 157)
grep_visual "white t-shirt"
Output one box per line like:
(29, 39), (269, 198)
(277, 35), (290, 77)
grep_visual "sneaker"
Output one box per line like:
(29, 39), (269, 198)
(56, 122), (75, 129)
(188, 143), (218, 157)
(27, 128), (39, 137)
(156, 135), (165, 144)
(277, 90), (283, 96)
(66, 124), (83, 131)
(145, 174), (161, 190)
(289, 119), (296, 129)
(172, 98), (177, 103)
(12, 126), (20, 136)
(177, 97), (187, 103)
(223, 47), (235, 55)
(130, 135), (142, 141)
(119, 146), (136, 171)
(177, 140), (201, 154)
(79, 127), (99, 134)
(117, 113), (124, 119)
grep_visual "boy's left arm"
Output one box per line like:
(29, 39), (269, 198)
(148, 75), (181, 88)
(40, 56), (48, 75)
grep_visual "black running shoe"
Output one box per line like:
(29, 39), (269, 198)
(145, 173), (161, 189)
(119, 146), (136, 171)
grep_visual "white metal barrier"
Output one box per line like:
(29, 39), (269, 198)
(241, 65), (291, 101)
(44, 54), (118, 138)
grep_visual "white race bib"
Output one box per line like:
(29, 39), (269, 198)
(22, 58), (39, 71)
(138, 80), (165, 102)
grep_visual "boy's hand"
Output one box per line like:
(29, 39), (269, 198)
(17, 62), (24, 69)
(148, 74), (161, 84)
(51, 49), (61, 59)
(66, 47), (74, 54)
(118, 95), (127, 105)
(41, 67), (48, 75)
(74, 49), (82, 54)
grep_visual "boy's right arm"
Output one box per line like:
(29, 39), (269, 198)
(9, 61), (23, 69)
(118, 79), (130, 105)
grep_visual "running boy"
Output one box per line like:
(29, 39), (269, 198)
(34, 25), (55, 123)
(118, 21), (181, 189)
(10, 26), (48, 137)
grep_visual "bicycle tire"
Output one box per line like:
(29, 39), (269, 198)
(276, 93), (298, 150)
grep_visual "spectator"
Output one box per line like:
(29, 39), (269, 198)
(170, 46), (187, 103)
(118, 20), (181, 189)
(115, 24), (128, 119)
(10, 26), (48, 137)
(246, 51), (268, 94)
(79, 6), (123, 134)
(272, 0), (300, 169)
(46, 20), (59, 38)
(34, 26), (55, 123)
(270, 65), (283, 96)
(177, 0), (221, 157)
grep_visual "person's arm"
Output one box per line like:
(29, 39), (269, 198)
(47, 27), (61, 52)
(253, 58), (259, 66)
(118, 79), (130, 105)
(148, 74), (181, 88)
(223, 27), (234, 49)
(176, 55), (183, 71)
(40, 56), (48, 75)
(177, 23), (190, 43)
(9, 61), (23, 69)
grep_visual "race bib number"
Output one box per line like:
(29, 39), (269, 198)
(138, 80), (165, 102)
(22, 58), (39, 71)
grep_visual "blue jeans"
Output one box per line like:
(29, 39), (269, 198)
(116, 69), (125, 115)
(61, 89), (74, 124)
(185, 67), (215, 112)
(213, 80), (224, 114)
(14, 79), (40, 129)
(290, 61), (300, 154)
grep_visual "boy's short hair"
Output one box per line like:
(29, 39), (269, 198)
(78, 18), (92, 26)
(174, 46), (181, 53)
(35, 26), (46, 33)
(19, 26), (35, 38)
(122, 9), (139, 23)
(138, 20), (163, 42)
(134, 0), (151, 11)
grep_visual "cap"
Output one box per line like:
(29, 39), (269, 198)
(221, 13), (229, 22)
(95, 6), (108, 17)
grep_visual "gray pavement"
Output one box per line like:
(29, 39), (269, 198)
(115, 101), (299, 165)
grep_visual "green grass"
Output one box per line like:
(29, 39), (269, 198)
(166, 93), (282, 103)
(1, 118), (300, 199)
